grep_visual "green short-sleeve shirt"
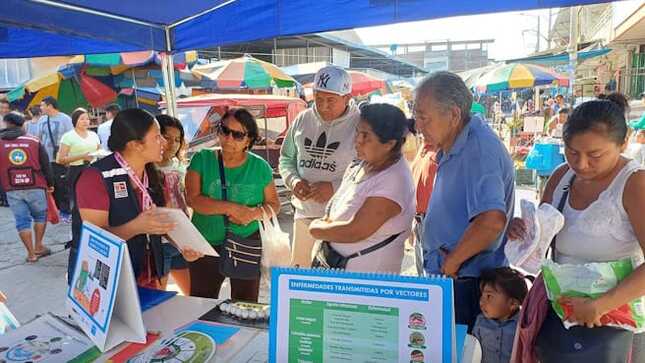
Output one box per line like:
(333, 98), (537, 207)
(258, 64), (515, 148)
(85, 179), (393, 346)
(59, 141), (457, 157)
(188, 149), (273, 245)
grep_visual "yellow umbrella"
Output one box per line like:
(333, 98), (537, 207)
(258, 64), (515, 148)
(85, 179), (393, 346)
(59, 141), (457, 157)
(25, 73), (60, 93)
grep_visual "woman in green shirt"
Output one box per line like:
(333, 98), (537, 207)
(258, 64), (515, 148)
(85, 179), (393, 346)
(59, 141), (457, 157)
(186, 108), (280, 302)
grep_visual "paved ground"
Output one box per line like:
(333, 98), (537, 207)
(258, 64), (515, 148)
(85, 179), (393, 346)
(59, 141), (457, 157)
(0, 187), (537, 324)
(0, 210), (71, 322)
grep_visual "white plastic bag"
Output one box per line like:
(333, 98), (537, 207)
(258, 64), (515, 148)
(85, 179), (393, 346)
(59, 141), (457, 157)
(259, 207), (291, 278)
(505, 200), (564, 275)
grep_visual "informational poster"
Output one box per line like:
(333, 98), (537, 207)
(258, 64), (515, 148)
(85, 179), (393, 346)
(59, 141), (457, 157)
(269, 268), (455, 363)
(0, 314), (95, 363)
(125, 321), (241, 363)
(67, 222), (146, 352)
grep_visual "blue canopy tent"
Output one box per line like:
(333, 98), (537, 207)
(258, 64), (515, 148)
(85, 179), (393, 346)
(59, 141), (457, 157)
(0, 0), (619, 114)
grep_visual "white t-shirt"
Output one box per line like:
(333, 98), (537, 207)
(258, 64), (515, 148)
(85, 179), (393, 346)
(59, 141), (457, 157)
(97, 119), (113, 150)
(327, 157), (416, 273)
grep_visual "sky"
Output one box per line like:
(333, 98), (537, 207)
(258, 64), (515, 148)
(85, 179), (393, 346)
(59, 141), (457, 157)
(356, 9), (554, 61)
(355, 0), (643, 61)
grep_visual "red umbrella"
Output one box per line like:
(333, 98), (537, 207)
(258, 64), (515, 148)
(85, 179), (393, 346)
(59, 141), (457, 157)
(303, 70), (386, 98)
(347, 71), (386, 96)
(79, 73), (117, 107)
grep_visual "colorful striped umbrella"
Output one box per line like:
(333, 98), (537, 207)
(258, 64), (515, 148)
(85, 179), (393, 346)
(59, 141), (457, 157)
(476, 63), (569, 93)
(194, 55), (296, 89)
(9, 70), (116, 114)
(9, 50), (198, 111)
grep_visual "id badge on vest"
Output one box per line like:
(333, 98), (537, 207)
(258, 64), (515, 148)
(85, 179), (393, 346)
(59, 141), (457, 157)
(113, 181), (129, 199)
(8, 167), (35, 187)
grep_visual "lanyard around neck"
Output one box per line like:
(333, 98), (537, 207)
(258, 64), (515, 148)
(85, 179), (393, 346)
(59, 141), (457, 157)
(114, 152), (154, 210)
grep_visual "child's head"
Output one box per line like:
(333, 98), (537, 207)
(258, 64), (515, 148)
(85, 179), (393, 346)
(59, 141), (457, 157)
(156, 114), (185, 162)
(479, 267), (528, 320)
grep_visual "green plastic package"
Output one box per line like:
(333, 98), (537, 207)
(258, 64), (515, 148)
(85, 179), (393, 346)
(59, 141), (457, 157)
(542, 257), (645, 332)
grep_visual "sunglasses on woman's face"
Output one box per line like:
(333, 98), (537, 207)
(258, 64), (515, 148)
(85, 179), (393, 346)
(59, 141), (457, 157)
(218, 124), (247, 141)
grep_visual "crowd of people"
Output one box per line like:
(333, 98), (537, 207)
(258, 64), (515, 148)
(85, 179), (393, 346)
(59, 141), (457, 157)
(0, 65), (643, 362)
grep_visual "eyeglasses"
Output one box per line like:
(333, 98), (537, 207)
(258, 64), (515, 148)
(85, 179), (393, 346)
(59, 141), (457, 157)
(218, 124), (247, 141)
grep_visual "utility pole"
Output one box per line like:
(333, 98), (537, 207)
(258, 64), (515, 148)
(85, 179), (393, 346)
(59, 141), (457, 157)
(547, 8), (553, 50)
(536, 15), (541, 53)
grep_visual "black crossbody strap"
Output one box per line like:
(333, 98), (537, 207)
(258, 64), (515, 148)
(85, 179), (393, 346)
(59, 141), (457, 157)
(217, 150), (229, 228)
(548, 172), (576, 260)
(346, 232), (402, 259)
(45, 116), (59, 156)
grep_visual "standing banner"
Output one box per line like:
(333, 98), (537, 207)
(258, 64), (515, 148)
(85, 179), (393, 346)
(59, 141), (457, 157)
(66, 222), (146, 352)
(269, 268), (456, 363)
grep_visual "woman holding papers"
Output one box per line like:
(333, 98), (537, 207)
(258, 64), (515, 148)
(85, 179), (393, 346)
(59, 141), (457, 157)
(186, 108), (280, 302)
(68, 108), (202, 289)
(309, 103), (416, 273)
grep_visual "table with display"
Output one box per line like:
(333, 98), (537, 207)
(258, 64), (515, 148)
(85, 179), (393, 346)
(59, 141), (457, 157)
(92, 294), (481, 363)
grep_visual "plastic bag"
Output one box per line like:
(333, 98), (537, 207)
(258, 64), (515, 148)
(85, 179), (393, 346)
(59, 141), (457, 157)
(542, 257), (645, 332)
(259, 207), (291, 278)
(505, 200), (564, 275)
(46, 191), (60, 224)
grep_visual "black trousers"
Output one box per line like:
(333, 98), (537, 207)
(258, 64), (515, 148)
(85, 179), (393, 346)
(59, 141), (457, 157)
(51, 162), (70, 213)
(66, 164), (87, 212)
(454, 277), (482, 333)
(188, 255), (260, 302)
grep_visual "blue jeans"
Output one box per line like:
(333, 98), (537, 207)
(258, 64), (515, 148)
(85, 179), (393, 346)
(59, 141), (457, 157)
(6, 189), (47, 232)
(162, 242), (187, 275)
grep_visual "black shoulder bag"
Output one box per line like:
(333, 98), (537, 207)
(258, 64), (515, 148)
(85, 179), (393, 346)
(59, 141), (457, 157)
(312, 233), (402, 270)
(216, 150), (262, 280)
(536, 173), (634, 363)
(46, 116), (69, 210)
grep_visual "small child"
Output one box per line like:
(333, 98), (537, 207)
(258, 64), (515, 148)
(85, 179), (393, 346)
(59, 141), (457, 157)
(473, 267), (529, 363)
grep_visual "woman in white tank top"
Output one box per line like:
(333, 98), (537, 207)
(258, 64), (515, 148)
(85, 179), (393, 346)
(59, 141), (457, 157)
(508, 95), (645, 360)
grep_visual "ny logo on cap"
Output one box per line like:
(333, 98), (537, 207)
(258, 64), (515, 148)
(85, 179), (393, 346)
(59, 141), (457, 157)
(317, 73), (331, 88)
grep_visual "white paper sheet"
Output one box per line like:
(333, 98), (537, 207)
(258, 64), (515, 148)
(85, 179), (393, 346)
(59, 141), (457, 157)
(0, 302), (19, 335)
(158, 207), (219, 257)
(89, 149), (112, 158)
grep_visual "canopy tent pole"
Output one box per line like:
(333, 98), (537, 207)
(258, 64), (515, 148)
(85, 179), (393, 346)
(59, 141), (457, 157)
(131, 69), (140, 108)
(161, 27), (178, 117)
(161, 53), (178, 116)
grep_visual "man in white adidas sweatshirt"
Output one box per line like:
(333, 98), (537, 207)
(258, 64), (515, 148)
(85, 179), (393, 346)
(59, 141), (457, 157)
(279, 66), (360, 267)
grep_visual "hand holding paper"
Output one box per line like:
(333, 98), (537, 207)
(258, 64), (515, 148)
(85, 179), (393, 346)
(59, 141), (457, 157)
(180, 247), (204, 262)
(159, 208), (219, 257)
(133, 208), (176, 236)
